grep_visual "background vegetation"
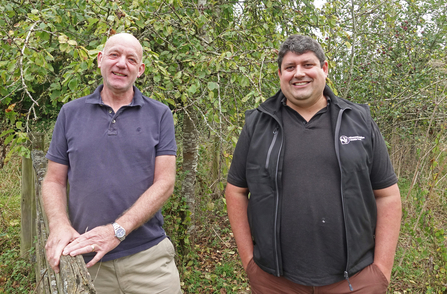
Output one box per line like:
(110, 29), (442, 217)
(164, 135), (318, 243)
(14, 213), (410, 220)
(1, 0), (446, 293)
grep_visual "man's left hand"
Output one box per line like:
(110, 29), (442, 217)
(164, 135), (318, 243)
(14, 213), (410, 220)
(62, 224), (120, 268)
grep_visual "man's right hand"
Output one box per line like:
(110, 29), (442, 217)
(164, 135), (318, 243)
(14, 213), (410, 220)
(45, 224), (80, 274)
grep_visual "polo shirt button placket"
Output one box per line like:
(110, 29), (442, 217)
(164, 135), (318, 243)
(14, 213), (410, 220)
(108, 115), (118, 136)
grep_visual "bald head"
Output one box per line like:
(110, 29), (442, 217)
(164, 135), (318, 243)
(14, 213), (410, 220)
(97, 32), (145, 97)
(103, 33), (143, 63)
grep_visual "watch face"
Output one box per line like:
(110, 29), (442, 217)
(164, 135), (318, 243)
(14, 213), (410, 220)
(116, 228), (125, 238)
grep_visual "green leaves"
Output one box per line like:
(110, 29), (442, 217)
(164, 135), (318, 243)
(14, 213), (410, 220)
(207, 82), (218, 91)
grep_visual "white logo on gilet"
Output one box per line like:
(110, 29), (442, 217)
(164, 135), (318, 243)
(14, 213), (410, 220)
(340, 135), (365, 145)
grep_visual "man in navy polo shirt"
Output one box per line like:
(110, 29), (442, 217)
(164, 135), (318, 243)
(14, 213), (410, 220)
(42, 33), (182, 293)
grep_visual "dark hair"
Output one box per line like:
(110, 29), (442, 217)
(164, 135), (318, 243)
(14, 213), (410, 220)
(277, 35), (326, 70)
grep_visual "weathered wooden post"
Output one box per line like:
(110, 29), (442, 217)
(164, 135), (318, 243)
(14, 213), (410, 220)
(29, 132), (96, 293)
(20, 132), (44, 257)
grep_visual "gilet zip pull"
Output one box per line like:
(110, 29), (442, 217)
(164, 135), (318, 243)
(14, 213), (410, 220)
(265, 127), (279, 169)
(344, 271), (354, 291)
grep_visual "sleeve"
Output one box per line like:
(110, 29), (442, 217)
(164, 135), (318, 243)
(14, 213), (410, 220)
(46, 107), (69, 166)
(226, 124), (251, 188)
(369, 119), (398, 190)
(155, 107), (177, 157)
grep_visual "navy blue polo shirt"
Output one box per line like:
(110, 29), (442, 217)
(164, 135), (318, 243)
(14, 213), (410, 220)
(46, 85), (177, 262)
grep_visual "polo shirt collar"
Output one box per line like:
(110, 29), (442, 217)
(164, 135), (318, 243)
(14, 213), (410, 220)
(85, 85), (144, 107)
(280, 94), (331, 107)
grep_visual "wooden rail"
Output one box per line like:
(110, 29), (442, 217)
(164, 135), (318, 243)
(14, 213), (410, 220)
(21, 133), (96, 293)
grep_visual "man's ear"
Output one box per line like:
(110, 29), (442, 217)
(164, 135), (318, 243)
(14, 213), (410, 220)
(322, 60), (329, 76)
(137, 63), (145, 78)
(278, 68), (282, 78)
(97, 52), (103, 68)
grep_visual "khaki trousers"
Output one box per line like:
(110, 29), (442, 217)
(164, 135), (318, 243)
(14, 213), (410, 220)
(88, 238), (182, 294)
(246, 259), (389, 294)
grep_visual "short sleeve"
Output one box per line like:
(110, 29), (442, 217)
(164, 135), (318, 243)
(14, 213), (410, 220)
(46, 107), (69, 165)
(155, 108), (177, 157)
(227, 124), (251, 188)
(369, 120), (398, 190)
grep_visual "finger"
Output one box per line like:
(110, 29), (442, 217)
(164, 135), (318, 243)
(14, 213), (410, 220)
(63, 238), (90, 255)
(67, 244), (94, 257)
(45, 246), (61, 273)
(86, 251), (106, 268)
(45, 239), (67, 273)
(50, 262), (60, 274)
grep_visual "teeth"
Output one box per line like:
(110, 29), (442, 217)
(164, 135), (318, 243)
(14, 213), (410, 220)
(113, 72), (126, 76)
(294, 82), (308, 85)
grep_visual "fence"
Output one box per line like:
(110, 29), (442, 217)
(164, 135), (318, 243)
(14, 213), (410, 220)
(21, 133), (96, 293)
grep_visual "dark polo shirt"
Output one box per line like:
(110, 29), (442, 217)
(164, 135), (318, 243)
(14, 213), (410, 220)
(280, 98), (346, 286)
(46, 85), (177, 262)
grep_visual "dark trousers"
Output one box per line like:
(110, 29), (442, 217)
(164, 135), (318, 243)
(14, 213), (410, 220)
(246, 259), (389, 294)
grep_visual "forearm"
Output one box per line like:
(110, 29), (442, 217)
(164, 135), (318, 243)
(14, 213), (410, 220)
(42, 161), (80, 273)
(225, 183), (253, 270)
(42, 163), (71, 230)
(117, 177), (174, 234)
(42, 185), (68, 227)
(116, 155), (176, 234)
(374, 184), (402, 281)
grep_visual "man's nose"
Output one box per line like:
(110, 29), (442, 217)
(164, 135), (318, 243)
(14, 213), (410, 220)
(116, 56), (126, 67)
(294, 66), (305, 77)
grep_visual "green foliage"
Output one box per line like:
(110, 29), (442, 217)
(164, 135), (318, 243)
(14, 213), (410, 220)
(0, 249), (36, 293)
(0, 122), (30, 163)
(321, 0), (447, 142)
(181, 251), (249, 294)
(163, 166), (193, 257)
(0, 156), (35, 293)
(390, 137), (447, 293)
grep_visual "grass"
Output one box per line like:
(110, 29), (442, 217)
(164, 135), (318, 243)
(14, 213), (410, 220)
(1, 146), (446, 293)
(179, 219), (250, 293)
(0, 155), (35, 293)
(390, 175), (447, 293)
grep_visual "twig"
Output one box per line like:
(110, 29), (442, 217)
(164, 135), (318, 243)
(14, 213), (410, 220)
(0, 86), (23, 103)
(32, 268), (47, 294)
(212, 225), (230, 248)
(342, 0), (357, 99)
(19, 22), (40, 108)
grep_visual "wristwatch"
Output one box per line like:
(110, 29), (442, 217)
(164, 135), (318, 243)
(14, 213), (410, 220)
(112, 222), (126, 242)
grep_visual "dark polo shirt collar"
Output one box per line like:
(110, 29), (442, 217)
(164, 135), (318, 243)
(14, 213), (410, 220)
(85, 85), (145, 107)
(280, 94), (331, 107)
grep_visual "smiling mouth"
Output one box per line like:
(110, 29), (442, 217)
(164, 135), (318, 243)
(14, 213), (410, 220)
(113, 72), (127, 77)
(292, 81), (310, 86)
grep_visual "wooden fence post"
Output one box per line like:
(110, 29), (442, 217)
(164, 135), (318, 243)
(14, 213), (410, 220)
(26, 133), (96, 293)
(20, 133), (43, 257)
